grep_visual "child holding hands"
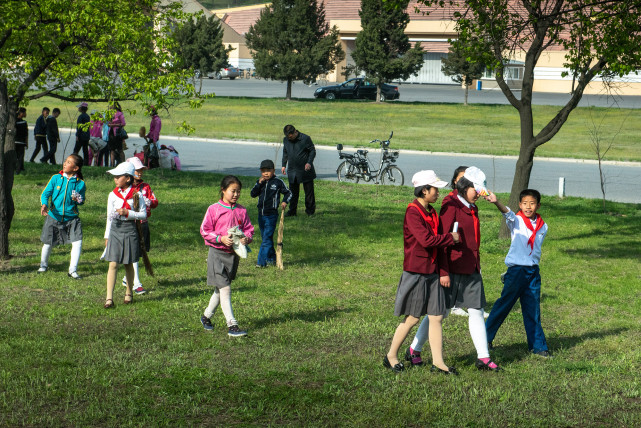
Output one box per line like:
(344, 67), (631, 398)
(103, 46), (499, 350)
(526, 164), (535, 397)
(484, 189), (551, 357)
(200, 175), (254, 337)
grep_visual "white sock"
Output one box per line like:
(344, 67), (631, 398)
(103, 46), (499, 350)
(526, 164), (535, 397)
(69, 240), (82, 274)
(468, 308), (490, 358)
(132, 261), (141, 286)
(40, 244), (52, 268)
(410, 316), (430, 353)
(204, 289), (220, 319)
(219, 286), (237, 327)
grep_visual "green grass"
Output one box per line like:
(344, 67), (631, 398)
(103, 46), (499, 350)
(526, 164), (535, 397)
(2, 164), (641, 426)
(27, 96), (641, 162)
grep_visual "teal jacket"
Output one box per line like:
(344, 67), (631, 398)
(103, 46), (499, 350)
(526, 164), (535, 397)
(40, 172), (86, 222)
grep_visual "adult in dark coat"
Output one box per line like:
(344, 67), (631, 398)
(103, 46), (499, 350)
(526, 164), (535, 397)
(73, 102), (91, 165)
(280, 124), (316, 216)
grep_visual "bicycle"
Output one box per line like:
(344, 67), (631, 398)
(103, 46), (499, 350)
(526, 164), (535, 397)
(336, 131), (404, 186)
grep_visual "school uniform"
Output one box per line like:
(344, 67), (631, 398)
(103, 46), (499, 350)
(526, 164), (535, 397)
(42, 115), (60, 164)
(104, 186), (147, 264)
(395, 200), (454, 317)
(250, 176), (292, 266)
(30, 114), (48, 162)
(485, 208), (549, 352)
(40, 172), (86, 246)
(439, 194), (486, 309)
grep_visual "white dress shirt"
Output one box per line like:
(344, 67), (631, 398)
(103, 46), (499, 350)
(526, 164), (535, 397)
(503, 208), (548, 267)
(104, 186), (147, 239)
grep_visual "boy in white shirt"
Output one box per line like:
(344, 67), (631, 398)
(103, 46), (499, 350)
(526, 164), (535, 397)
(484, 189), (551, 357)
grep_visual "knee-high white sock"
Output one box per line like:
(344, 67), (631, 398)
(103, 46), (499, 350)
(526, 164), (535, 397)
(219, 286), (237, 327)
(468, 308), (490, 358)
(410, 316), (430, 353)
(132, 261), (141, 285)
(69, 240), (82, 273)
(204, 289), (220, 319)
(40, 244), (52, 268)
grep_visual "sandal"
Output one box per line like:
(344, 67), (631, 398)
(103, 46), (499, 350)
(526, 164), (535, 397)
(123, 293), (133, 304)
(104, 299), (115, 309)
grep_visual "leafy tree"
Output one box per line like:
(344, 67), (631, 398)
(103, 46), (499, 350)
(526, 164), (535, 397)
(174, 14), (233, 91)
(0, 0), (199, 259)
(352, 0), (424, 103)
(441, 43), (485, 106)
(245, 0), (345, 100)
(385, 0), (641, 235)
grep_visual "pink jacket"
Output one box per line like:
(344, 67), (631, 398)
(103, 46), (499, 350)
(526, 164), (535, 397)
(200, 200), (254, 253)
(147, 114), (161, 143)
(90, 120), (103, 138)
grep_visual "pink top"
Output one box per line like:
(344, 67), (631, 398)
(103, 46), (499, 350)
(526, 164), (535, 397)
(90, 120), (103, 138)
(200, 200), (254, 253)
(147, 114), (162, 143)
(109, 111), (125, 136)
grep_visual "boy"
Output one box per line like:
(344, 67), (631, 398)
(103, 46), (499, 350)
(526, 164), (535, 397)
(250, 159), (292, 268)
(15, 108), (28, 174)
(484, 189), (551, 357)
(42, 107), (61, 164)
(29, 107), (49, 163)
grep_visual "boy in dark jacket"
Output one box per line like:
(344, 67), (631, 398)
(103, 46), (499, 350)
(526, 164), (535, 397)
(250, 159), (292, 267)
(15, 108), (28, 174)
(42, 107), (61, 164)
(29, 107), (49, 163)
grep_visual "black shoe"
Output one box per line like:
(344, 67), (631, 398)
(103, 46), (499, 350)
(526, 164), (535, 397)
(430, 365), (459, 376)
(404, 347), (424, 366)
(284, 211), (296, 217)
(383, 355), (404, 373)
(228, 325), (247, 337)
(67, 272), (82, 280)
(533, 350), (552, 358)
(200, 315), (213, 331)
(475, 359), (502, 372)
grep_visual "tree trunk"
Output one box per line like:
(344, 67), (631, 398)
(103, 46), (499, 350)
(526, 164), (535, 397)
(286, 79), (292, 100)
(376, 85), (381, 103)
(0, 80), (17, 259)
(464, 84), (469, 106)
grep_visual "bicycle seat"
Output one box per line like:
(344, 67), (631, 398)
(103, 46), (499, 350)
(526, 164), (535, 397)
(336, 144), (344, 151)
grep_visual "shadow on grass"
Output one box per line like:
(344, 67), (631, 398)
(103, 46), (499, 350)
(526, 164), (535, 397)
(252, 306), (355, 330)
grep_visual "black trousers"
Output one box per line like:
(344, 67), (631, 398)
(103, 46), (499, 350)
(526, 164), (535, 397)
(289, 180), (315, 215)
(15, 144), (26, 173)
(41, 138), (57, 164)
(73, 139), (89, 165)
(30, 136), (48, 162)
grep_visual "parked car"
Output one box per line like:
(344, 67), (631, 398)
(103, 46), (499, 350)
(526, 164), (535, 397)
(313, 78), (400, 101)
(207, 65), (241, 80)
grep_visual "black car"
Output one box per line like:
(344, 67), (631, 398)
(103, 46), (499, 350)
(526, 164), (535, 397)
(313, 78), (400, 101)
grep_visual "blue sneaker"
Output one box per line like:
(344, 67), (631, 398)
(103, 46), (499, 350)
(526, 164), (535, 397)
(228, 325), (247, 337)
(200, 315), (213, 331)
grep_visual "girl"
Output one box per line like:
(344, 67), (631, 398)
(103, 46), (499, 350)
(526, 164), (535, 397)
(38, 154), (86, 279)
(199, 175), (254, 337)
(383, 170), (459, 374)
(103, 162), (147, 308)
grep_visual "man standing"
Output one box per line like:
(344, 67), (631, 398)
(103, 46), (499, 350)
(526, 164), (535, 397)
(74, 102), (91, 164)
(281, 124), (316, 217)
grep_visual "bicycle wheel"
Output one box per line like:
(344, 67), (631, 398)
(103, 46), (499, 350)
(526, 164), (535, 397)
(337, 161), (360, 183)
(381, 166), (404, 186)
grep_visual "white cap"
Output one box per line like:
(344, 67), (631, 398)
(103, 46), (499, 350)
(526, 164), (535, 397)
(107, 162), (135, 176)
(463, 166), (489, 195)
(411, 170), (448, 188)
(126, 157), (147, 170)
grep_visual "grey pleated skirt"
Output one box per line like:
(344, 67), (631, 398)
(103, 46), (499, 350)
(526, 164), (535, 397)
(444, 272), (486, 310)
(207, 247), (239, 289)
(40, 215), (83, 246)
(394, 271), (447, 317)
(105, 219), (140, 264)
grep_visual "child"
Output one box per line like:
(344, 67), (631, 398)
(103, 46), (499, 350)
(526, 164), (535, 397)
(38, 154), (86, 279)
(484, 189), (551, 357)
(42, 107), (60, 165)
(120, 156), (158, 294)
(199, 175), (254, 337)
(14, 107), (28, 174)
(250, 159), (292, 268)
(88, 111), (106, 166)
(103, 162), (147, 308)
(29, 107), (49, 163)
(383, 170), (459, 374)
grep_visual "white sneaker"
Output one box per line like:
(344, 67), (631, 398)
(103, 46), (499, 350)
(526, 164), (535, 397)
(450, 307), (469, 317)
(37, 266), (47, 273)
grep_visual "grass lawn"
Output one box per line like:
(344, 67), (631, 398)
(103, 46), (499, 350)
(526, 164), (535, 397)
(1, 164), (640, 426)
(26, 96), (641, 162)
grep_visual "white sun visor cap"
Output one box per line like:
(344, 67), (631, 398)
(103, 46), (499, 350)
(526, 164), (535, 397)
(463, 166), (489, 196)
(126, 157), (147, 170)
(411, 170), (448, 188)
(107, 162), (136, 176)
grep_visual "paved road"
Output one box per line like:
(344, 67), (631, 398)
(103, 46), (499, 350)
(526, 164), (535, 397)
(26, 130), (640, 204)
(197, 77), (641, 108)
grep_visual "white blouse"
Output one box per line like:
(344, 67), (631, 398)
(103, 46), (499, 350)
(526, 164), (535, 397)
(104, 186), (148, 239)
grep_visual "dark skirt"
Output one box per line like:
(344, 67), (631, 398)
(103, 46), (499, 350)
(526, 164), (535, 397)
(105, 219), (140, 264)
(40, 215), (82, 246)
(444, 272), (486, 310)
(207, 247), (239, 289)
(394, 271), (447, 317)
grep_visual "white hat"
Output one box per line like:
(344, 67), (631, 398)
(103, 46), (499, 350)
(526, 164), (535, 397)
(463, 166), (489, 195)
(126, 156), (147, 170)
(411, 170), (448, 188)
(107, 162), (135, 176)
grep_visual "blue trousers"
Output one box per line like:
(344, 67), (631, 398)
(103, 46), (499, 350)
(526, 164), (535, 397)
(485, 265), (548, 352)
(257, 214), (277, 266)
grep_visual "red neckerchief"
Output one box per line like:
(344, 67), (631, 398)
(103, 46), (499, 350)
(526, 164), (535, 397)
(408, 202), (439, 262)
(113, 186), (134, 209)
(517, 211), (545, 254)
(470, 206), (480, 249)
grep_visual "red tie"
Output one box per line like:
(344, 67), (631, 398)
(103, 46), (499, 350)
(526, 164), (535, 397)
(408, 202), (439, 262)
(470, 207), (480, 250)
(113, 187), (134, 209)
(517, 211), (545, 254)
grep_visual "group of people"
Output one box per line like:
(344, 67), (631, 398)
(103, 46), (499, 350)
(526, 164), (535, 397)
(384, 166), (550, 375)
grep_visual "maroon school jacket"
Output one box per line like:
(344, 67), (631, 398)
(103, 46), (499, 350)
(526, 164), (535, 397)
(438, 194), (481, 276)
(403, 199), (454, 275)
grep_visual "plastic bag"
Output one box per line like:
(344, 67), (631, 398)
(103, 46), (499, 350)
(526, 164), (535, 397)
(227, 225), (249, 258)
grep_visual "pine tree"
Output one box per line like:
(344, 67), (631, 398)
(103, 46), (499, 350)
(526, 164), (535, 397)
(352, 0), (423, 102)
(245, 0), (344, 100)
(441, 43), (486, 106)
